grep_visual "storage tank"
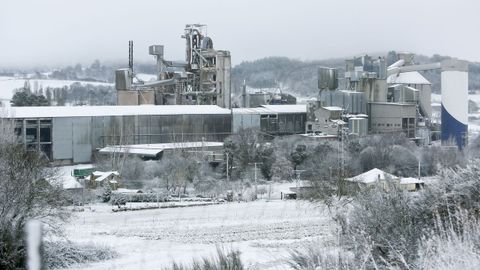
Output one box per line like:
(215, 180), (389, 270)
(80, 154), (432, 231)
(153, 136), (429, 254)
(441, 59), (468, 148)
(349, 117), (368, 137)
(318, 67), (338, 90)
(115, 68), (132, 90)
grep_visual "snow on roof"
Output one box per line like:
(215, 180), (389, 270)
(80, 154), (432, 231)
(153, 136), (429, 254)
(345, 114), (368, 118)
(300, 133), (338, 138)
(91, 171), (120, 182)
(2, 105), (231, 119)
(405, 86), (420, 92)
(54, 164), (93, 189)
(280, 189), (296, 195)
(347, 168), (398, 184)
(260, 104), (307, 113)
(400, 177), (425, 185)
(114, 188), (142, 194)
(323, 106), (343, 111)
(387, 71), (431, 85)
(232, 105), (307, 114)
(99, 141), (224, 157)
(331, 119), (347, 125)
(232, 107), (272, 114)
(245, 86), (279, 94)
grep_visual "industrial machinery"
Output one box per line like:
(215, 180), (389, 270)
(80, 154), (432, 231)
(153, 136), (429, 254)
(313, 52), (469, 148)
(386, 57), (468, 148)
(116, 24), (231, 108)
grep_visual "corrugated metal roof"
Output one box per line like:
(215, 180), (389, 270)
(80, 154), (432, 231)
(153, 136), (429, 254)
(232, 107), (272, 114)
(323, 106), (343, 111)
(233, 105), (307, 114)
(387, 71), (431, 85)
(99, 141), (224, 157)
(260, 104), (307, 113)
(1, 105), (231, 118)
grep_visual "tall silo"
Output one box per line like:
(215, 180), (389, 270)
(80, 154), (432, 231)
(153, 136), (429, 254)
(441, 59), (468, 148)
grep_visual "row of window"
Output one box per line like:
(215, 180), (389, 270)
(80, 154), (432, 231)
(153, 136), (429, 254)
(372, 123), (402, 127)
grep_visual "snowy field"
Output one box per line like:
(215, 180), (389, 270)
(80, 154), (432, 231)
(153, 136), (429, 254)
(63, 200), (333, 270)
(0, 76), (113, 101)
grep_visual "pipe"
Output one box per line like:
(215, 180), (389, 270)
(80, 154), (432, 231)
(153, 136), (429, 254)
(387, 59), (405, 69)
(387, 62), (441, 76)
(132, 78), (176, 89)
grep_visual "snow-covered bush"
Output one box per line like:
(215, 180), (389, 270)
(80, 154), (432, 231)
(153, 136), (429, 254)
(43, 241), (117, 269)
(332, 159), (480, 269)
(0, 120), (68, 269)
(101, 184), (112, 202)
(288, 244), (355, 270)
(416, 211), (480, 270)
(110, 193), (127, 205)
(343, 183), (419, 268)
(164, 248), (243, 270)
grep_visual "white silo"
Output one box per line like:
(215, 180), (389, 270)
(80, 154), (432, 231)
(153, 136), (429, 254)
(441, 59), (468, 148)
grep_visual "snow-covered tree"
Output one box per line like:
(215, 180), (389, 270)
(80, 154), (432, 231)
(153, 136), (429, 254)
(0, 120), (67, 269)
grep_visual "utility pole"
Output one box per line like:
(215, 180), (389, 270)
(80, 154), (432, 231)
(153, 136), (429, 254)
(418, 158), (421, 179)
(250, 162), (262, 200)
(226, 152), (230, 182)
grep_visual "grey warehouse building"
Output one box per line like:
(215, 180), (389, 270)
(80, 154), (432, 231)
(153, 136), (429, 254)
(4, 105), (232, 164)
(232, 105), (306, 135)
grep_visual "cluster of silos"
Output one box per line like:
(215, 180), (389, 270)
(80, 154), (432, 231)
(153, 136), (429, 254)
(320, 90), (366, 114)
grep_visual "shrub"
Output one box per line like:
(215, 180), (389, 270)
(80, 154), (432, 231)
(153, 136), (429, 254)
(288, 244), (355, 270)
(164, 248), (243, 270)
(101, 185), (112, 203)
(110, 193), (127, 206)
(43, 241), (117, 269)
(416, 211), (480, 270)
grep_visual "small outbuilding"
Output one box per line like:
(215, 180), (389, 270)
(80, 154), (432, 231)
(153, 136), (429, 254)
(346, 168), (398, 189)
(400, 177), (425, 191)
(87, 171), (121, 190)
(346, 168), (425, 192)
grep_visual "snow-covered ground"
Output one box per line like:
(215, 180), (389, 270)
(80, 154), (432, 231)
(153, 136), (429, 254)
(64, 200), (333, 270)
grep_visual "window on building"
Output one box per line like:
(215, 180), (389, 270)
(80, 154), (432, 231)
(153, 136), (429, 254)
(26, 120), (37, 125)
(40, 127), (52, 142)
(26, 127), (37, 144)
(40, 119), (52, 125)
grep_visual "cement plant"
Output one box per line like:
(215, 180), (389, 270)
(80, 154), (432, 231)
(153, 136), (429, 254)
(1, 1), (480, 270)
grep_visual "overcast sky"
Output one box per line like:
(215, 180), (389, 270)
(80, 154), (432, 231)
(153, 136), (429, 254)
(1, 0), (479, 68)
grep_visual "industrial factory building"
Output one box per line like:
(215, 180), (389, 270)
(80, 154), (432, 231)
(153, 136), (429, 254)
(5, 105), (231, 164)
(115, 24), (232, 108)
(1, 42), (470, 165)
(232, 104), (306, 135)
(4, 102), (309, 164)
(309, 52), (469, 147)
